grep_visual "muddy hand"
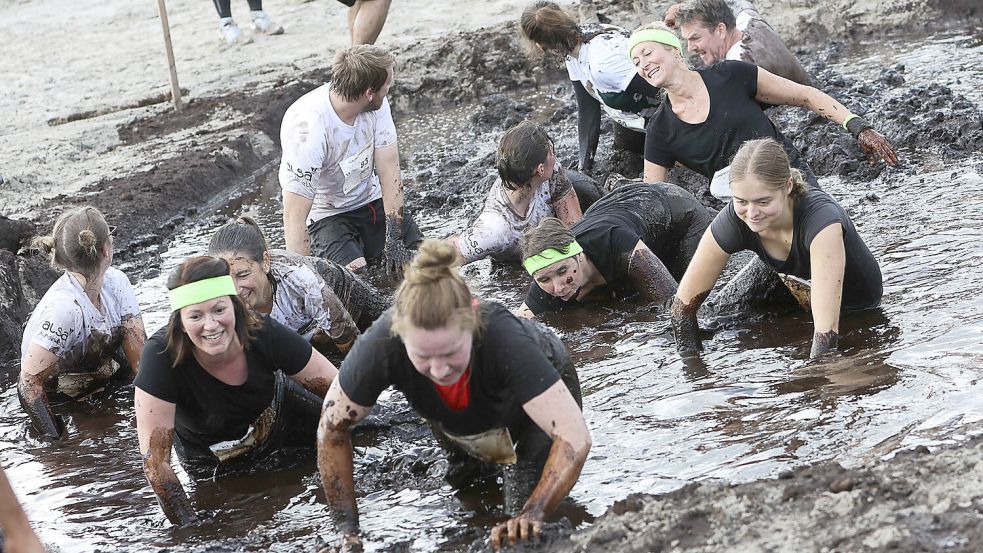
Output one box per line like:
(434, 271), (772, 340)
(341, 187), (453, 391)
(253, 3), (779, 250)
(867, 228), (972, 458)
(381, 215), (412, 278)
(663, 3), (683, 28)
(490, 512), (543, 549)
(857, 128), (899, 166)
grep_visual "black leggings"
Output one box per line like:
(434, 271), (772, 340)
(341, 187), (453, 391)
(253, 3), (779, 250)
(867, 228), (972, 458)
(213, 0), (263, 18)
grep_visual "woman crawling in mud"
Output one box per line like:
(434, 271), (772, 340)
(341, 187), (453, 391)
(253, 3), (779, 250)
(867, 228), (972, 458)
(447, 120), (601, 265)
(671, 138), (883, 358)
(134, 256), (338, 525)
(520, 1), (661, 172)
(316, 240), (591, 550)
(18, 206), (146, 440)
(208, 216), (361, 356)
(517, 182), (713, 318)
(628, 22), (898, 196)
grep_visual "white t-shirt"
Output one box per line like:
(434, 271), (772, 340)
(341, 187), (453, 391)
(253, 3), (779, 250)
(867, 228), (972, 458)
(565, 26), (646, 131)
(268, 250), (335, 340)
(21, 267), (141, 397)
(278, 83), (398, 223)
(457, 167), (574, 263)
(725, 8), (757, 61)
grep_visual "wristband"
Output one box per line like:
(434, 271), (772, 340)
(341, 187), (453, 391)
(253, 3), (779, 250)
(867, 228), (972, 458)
(841, 113), (858, 131)
(845, 115), (873, 138)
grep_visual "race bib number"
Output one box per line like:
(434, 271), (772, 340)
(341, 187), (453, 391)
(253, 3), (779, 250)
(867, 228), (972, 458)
(339, 142), (374, 194)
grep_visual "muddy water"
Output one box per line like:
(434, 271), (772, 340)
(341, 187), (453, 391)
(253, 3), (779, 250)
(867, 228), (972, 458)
(2, 32), (983, 552)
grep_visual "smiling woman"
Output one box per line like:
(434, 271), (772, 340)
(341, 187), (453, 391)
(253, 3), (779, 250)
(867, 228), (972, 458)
(133, 256), (338, 526)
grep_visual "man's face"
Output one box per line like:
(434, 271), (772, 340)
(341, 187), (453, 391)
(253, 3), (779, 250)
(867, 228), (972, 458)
(680, 20), (729, 65)
(367, 65), (394, 111)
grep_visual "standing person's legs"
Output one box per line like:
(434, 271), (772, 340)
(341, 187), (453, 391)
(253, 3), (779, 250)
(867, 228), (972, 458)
(245, 0), (284, 34)
(349, 0), (392, 45)
(308, 212), (369, 273)
(213, 0), (232, 18)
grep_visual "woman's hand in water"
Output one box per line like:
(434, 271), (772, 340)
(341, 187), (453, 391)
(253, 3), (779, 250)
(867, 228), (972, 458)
(490, 509), (544, 549)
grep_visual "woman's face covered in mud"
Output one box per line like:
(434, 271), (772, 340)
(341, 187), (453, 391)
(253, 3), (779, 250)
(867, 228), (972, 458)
(533, 254), (588, 301)
(216, 252), (272, 311)
(180, 296), (238, 356)
(401, 323), (473, 386)
(730, 176), (793, 233)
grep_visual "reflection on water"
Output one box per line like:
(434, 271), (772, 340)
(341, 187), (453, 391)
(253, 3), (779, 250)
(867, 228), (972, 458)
(2, 31), (983, 552)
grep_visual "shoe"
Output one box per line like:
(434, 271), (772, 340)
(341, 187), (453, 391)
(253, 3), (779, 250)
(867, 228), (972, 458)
(219, 18), (253, 45)
(250, 10), (284, 35)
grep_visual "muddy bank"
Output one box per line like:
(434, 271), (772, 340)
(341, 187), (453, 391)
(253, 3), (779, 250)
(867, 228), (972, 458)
(521, 432), (983, 553)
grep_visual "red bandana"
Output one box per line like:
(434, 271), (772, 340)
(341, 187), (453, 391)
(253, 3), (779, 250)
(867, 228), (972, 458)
(433, 367), (472, 412)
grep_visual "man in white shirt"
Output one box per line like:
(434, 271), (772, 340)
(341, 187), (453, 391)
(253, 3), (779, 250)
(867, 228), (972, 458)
(279, 45), (421, 274)
(665, 0), (812, 86)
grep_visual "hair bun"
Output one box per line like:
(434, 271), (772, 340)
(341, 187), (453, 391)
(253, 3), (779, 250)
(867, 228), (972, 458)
(77, 229), (98, 255)
(406, 240), (458, 285)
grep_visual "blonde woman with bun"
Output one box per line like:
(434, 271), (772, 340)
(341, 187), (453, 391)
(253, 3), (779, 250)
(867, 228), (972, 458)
(316, 240), (591, 550)
(19, 206), (145, 439)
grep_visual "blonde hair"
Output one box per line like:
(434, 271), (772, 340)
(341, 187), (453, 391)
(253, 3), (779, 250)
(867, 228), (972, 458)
(391, 240), (478, 336)
(33, 206), (110, 278)
(330, 45), (396, 102)
(729, 138), (809, 198)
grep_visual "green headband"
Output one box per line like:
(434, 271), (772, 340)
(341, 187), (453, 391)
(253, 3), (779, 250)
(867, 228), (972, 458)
(169, 275), (238, 311)
(627, 29), (682, 56)
(523, 241), (584, 275)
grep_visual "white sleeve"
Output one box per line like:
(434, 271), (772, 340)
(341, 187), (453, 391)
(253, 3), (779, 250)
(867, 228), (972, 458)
(565, 57), (582, 82)
(27, 299), (84, 358)
(278, 109), (328, 201)
(457, 212), (513, 263)
(587, 40), (636, 93)
(373, 98), (398, 150)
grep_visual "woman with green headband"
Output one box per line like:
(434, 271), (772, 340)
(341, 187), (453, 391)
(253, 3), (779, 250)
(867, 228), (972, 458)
(628, 22), (898, 197)
(518, 182), (713, 318)
(134, 256), (338, 525)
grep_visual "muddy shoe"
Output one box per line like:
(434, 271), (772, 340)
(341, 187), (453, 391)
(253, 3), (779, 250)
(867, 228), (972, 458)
(219, 18), (253, 45)
(250, 10), (284, 35)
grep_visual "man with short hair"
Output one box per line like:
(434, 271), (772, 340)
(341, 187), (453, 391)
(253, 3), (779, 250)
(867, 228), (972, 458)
(279, 44), (421, 275)
(665, 0), (812, 85)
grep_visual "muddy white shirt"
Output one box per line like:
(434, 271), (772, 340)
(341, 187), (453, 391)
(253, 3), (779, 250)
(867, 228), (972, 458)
(21, 268), (140, 395)
(278, 83), (398, 223)
(457, 167), (574, 263)
(565, 26), (646, 131)
(724, 3), (759, 62)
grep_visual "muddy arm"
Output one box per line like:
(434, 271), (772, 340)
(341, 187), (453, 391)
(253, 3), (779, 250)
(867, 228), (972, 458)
(643, 160), (669, 184)
(317, 381), (372, 541)
(551, 187), (584, 228)
(289, 349), (339, 399)
(375, 142), (413, 275)
(283, 191), (314, 256)
(17, 344), (64, 439)
(121, 314), (147, 378)
(807, 224), (845, 358)
(135, 388), (197, 526)
(0, 466), (46, 553)
(627, 240), (678, 307)
(671, 229), (731, 355)
(320, 287), (360, 355)
(491, 380), (591, 549)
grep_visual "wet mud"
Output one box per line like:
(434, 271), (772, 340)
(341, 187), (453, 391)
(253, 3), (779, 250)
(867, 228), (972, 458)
(1, 0), (982, 551)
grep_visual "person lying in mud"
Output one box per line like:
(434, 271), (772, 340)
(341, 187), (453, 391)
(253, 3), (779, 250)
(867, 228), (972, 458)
(665, 0), (812, 85)
(447, 120), (602, 265)
(0, 466), (47, 553)
(134, 256), (338, 525)
(208, 216), (360, 356)
(280, 44), (422, 276)
(629, 22), (898, 198)
(517, 182), (713, 318)
(671, 138), (883, 359)
(18, 206), (146, 440)
(520, 1), (662, 173)
(316, 240), (591, 550)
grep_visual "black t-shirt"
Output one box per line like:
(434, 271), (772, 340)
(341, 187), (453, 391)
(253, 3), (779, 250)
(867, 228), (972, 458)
(338, 302), (562, 436)
(644, 61), (787, 178)
(711, 189), (883, 310)
(135, 315), (313, 457)
(524, 182), (708, 314)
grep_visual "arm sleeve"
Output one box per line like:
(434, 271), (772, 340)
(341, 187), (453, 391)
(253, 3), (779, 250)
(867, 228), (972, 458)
(373, 98), (398, 150)
(709, 203), (750, 255)
(278, 110), (327, 201)
(263, 316), (315, 376)
(134, 334), (179, 404)
(337, 316), (398, 407)
(27, 300), (83, 358)
(484, 313), (562, 404)
(643, 114), (675, 168)
(801, 201), (845, 247)
(719, 59), (759, 99)
(457, 211), (513, 263)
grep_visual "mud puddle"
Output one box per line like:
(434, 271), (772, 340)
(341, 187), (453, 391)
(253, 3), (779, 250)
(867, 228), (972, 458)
(2, 29), (983, 553)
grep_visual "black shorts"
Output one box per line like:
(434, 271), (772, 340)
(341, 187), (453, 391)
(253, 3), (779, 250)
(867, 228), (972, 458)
(336, 0), (357, 6)
(308, 198), (423, 266)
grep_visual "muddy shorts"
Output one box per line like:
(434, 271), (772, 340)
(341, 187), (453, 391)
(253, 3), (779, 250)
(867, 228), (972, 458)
(308, 198), (423, 267)
(174, 372), (323, 480)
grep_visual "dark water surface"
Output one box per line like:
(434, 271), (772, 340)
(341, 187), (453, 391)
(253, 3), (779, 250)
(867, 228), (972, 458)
(2, 32), (983, 552)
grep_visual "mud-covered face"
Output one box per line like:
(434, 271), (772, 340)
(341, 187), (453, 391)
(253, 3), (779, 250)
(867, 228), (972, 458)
(367, 65), (395, 111)
(180, 296), (237, 356)
(680, 21), (728, 65)
(731, 176), (793, 233)
(532, 254), (587, 301)
(216, 251), (271, 311)
(631, 42), (681, 87)
(401, 324), (473, 386)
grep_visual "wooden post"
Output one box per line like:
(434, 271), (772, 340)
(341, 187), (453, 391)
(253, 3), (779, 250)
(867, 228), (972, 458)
(156, 0), (183, 111)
